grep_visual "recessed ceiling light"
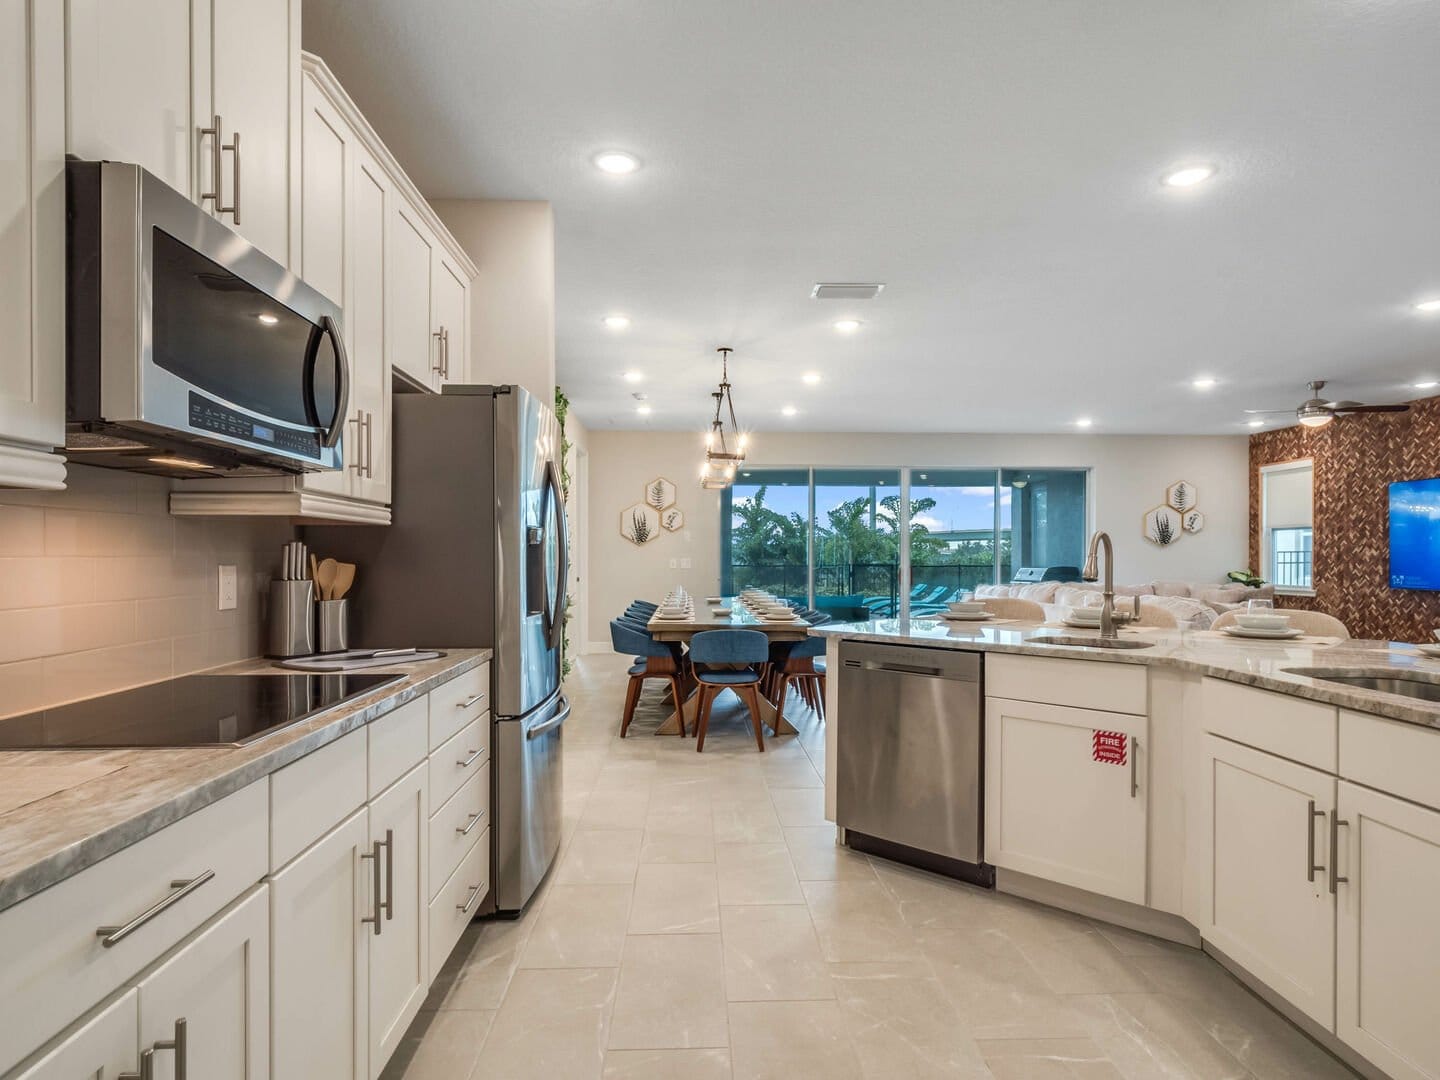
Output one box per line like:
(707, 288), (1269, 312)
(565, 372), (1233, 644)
(802, 371), (822, 385)
(1162, 164), (1217, 188)
(635, 404), (652, 415)
(781, 405), (798, 417)
(594, 151), (640, 175)
(1247, 419), (1265, 428)
(623, 370), (643, 383)
(1415, 298), (1440, 313)
(833, 319), (861, 333)
(256, 313), (279, 326)
(1414, 380), (1439, 390)
(1074, 417), (1094, 428)
(1191, 376), (1218, 390)
(603, 314), (631, 330)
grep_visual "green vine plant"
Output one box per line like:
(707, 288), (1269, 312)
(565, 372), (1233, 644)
(555, 386), (576, 678)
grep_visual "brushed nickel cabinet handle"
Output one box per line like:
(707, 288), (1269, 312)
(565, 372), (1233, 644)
(198, 114), (223, 210)
(457, 809), (485, 837)
(361, 837), (386, 935)
(348, 414), (364, 472)
(443, 327), (451, 378)
(365, 410), (375, 479)
(1330, 811), (1349, 894)
(457, 748), (484, 768)
(1129, 736), (1139, 799)
(222, 129), (241, 223)
(457, 883), (482, 914)
(96, 872), (215, 948)
(457, 693), (486, 710)
(120, 1018), (185, 1080)
(1307, 800), (1326, 882)
(432, 327), (446, 374)
(382, 828), (395, 921)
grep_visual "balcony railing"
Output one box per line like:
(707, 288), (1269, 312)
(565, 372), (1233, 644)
(727, 561), (1000, 618)
(1273, 550), (1313, 589)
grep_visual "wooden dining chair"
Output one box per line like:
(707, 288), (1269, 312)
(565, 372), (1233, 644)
(688, 629), (769, 752)
(772, 635), (827, 727)
(609, 619), (689, 737)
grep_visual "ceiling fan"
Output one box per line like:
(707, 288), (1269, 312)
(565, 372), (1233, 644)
(1245, 380), (1410, 428)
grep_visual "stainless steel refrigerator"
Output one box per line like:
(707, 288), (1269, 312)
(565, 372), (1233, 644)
(307, 384), (569, 915)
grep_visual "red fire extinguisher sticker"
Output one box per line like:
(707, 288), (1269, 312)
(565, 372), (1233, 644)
(1092, 730), (1127, 765)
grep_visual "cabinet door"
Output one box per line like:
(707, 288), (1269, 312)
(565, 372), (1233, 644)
(433, 252), (468, 386)
(136, 886), (269, 1080)
(349, 147), (391, 504)
(66, 0), (196, 197)
(11, 989), (138, 1080)
(389, 202), (438, 388)
(367, 763), (428, 1079)
(1201, 735), (1335, 1029)
(984, 697), (1147, 903)
(0, 0), (65, 459)
(270, 809), (368, 1080)
(204, 0), (295, 264)
(1336, 781), (1440, 1080)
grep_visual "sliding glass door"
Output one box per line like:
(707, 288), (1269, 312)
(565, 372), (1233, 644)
(720, 466), (1088, 619)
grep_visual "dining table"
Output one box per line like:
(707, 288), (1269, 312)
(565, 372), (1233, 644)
(646, 599), (813, 736)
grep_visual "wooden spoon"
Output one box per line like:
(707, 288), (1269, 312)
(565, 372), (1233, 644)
(310, 553), (320, 584)
(314, 558), (338, 601)
(331, 562), (356, 601)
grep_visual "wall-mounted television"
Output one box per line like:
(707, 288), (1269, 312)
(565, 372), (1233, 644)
(1389, 477), (1440, 590)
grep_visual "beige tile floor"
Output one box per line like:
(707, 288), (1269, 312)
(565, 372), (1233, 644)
(381, 654), (1358, 1080)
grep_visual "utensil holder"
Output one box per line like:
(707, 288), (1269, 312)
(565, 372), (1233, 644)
(268, 580), (315, 658)
(317, 599), (349, 654)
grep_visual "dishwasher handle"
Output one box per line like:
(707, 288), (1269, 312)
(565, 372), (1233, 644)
(862, 660), (945, 677)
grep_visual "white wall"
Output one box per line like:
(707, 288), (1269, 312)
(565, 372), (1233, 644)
(431, 199), (555, 400)
(584, 429), (1250, 648)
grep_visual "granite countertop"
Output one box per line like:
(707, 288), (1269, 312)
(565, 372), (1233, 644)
(0, 648), (491, 913)
(811, 619), (1440, 730)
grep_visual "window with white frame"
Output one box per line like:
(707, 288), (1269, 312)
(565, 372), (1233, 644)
(1260, 460), (1314, 591)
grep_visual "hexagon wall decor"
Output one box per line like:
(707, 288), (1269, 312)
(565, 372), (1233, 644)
(661, 507), (685, 532)
(1182, 510), (1205, 534)
(646, 477), (677, 510)
(620, 502), (660, 545)
(1143, 505), (1182, 546)
(1166, 480), (1197, 513)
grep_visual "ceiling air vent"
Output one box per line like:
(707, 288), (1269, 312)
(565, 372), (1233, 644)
(811, 283), (885, 301)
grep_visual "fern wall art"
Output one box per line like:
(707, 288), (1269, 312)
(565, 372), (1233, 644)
(1143, 479), (1205, 547)
(621, 477), (683, 546)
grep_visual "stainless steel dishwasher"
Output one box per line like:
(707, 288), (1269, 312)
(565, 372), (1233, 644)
(835, 640), (991, 884)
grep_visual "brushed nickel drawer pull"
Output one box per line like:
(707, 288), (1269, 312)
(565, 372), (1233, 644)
(457, 693), (486, 710)
(457, 748), (484, 768)
(1330, 811), (1350, 894)
(458, 883), (483, 914)
(96, 872), (215, 948)
(119, 1017), (185, 1080)
(1307, 800), (1326, 882)
(457, 809), (486, 837)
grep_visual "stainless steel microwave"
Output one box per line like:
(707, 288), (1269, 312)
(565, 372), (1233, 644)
(66, 161), (349, 477)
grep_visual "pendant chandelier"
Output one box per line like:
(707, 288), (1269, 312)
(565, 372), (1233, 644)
(699, 346), (749, 489)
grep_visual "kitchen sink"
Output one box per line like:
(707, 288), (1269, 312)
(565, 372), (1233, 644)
(1028, 634), (1155, 650)
(1283, 668), (1440, 703)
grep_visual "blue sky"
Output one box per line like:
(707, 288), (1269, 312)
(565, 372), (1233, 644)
(733, 478), (1010, 535)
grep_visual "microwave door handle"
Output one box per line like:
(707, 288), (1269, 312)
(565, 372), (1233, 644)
(317, 315), (349, 450)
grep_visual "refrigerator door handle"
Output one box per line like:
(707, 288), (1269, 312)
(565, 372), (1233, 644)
(542, 459), (569, 652)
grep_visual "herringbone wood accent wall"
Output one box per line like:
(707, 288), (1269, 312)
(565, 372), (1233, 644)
(1250, 394), (1440, 642)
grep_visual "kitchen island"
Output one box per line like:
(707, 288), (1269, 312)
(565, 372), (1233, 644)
(811, 618), (1440, 1080)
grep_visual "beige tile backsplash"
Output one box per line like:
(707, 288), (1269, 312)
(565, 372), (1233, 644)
(0, 465), (295, 717)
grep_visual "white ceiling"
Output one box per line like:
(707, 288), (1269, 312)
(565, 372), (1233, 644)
(304, 0), (1440, 435)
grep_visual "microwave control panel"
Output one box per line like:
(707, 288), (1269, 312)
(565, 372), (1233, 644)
(188, 393), (322, 460)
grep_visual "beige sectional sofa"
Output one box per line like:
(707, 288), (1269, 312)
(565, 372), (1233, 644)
(975, 579), (1277, 630)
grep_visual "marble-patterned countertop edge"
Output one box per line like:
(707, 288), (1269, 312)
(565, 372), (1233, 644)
(0, 648), (491, 913)
(811, 621), (1440, 730)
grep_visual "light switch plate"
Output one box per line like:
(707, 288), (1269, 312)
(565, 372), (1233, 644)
(218, 565), (238, 610)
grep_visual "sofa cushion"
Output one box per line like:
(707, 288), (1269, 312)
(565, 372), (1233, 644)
(1196, 585), (1253, 609)
(1014, 582), (1062, 603)
(974, 584), (1014, 598)
(1141, 595), (1216, 629)
(1152, 581), (1194, 597)
(1054, 586), (1103, 610)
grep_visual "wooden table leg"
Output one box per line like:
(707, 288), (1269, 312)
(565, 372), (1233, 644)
(655, 686), (798, 737)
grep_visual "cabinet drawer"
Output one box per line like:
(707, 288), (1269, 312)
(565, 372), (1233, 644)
(271, 727), (367, 870)
(430, 717), (488, 812)
(429, 766), (490, 900)
(1202, 678), (1337, 773)
(987, 654), (1147, 715)
(428, 826), (489, 979)
(1339, 709), (1440, 811)
(429, 664), (489, 750)
(0, 782), (267, 1073)
(370, 696), (429, 798)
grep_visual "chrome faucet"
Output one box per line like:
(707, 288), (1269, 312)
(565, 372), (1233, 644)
(1081, 530), (1117, 639)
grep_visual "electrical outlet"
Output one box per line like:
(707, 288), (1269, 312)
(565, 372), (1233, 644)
(669, 558), (678, 569)
(218, 565), (238, 611)
(680, 557), (693, 569)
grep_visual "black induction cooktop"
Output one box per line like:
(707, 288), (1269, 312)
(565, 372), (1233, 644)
(0, 673), (405, 749)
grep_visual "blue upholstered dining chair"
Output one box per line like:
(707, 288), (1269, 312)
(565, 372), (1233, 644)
(687, 628), (769, 752)
(610, 619), (689, 737)
(771, 635), (827, 726)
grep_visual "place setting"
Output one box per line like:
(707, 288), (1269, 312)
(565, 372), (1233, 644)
(651, 586), (696, 620)
(1218, 600), (1306, 641)
(936, 596), (995, 623)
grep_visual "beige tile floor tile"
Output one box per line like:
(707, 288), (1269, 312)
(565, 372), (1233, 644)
(1070, 993), (1255, 1080)
(608, 934), (729, 1049)
(729, 1000), (864, 1080)
(518, 884), (633, 968)
(871, 860), (1008, 929)
(601, 1048), (733, 1079)
(722, 904), (833, 1001)
(830, 960), (992, 1078)
(784, 825), (877, 882)
(581, 789), (653, 830)
(716, 841), (806, 904)
(712, 801), (785, 843)
(628, 863), (721, 934)
(803, 878), (922, 962)
(379, 1008), (494, 1080)
(426, 919), (533, 1011)
(768, 785), (828, 826)
(639, 828), (715, 864)
(1012, 928), (1154, 995)
(556, 828), (644, 884)
(474, 968), (617, 1080)
(979, 1036), (1124, 1079)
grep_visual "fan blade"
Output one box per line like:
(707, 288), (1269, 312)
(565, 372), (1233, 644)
(1242, 408), (1294, 415)
(1334, 404), (1409, 414)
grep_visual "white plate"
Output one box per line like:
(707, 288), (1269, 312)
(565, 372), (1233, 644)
(653, 612), (691, 621)
(712, 607), (732, 615)
(1412, 643), (1440, 658)
(940, 612), (993, 622)
(1221, 625), (1304, 640)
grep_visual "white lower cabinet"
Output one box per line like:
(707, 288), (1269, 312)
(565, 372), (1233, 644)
(1335, 781), (1440, 1080)
(1201, 734), (1336, 1030)
(985, 696), (1147, 904)
(135, 885), (271, 1080)
(270, 809), (368, 1080)
(11, 990), (138, 1079)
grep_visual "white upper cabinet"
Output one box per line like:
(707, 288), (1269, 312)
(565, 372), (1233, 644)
(434, 251), (470, 387)
(390, 201), (439, 388)
(350, 145), (392, 504)
(0, 0), (65, 488)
